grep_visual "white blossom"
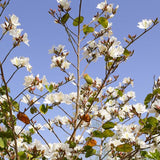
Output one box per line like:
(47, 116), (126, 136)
(57, 0), (71, 10)
(137, 19), (152, 29)
(133, 103), (148, 114)
(97, 1), (107, 10)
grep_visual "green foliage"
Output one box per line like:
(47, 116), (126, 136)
(0, 86), (10, 95)
(98, 17), (108, 28)
(61, 13), (69, 25)
(45, 84), (54, 93)
(83, 25), (94, 35)
(92, 130), (103, 138)
(18, 151), (27, 160)
(102, 129), (114, 138)
(12, 100), (19, 112)
(73, 16), (84, 26)
(123, 49), (130, 57)
(39, 104), (48, 114)
(92, 129), (114, 138)
(102, 121), (116, 129)
(30, 106), (38, 114)
(83, 145), (96, 158)
(141, 150), (160, 160)
(116, 144), (133, 152)
(140, 116), (159, 134)
(144, 88), (160, 108)
(0, 138), (5, 148)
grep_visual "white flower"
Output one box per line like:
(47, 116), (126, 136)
(137, 19), (152, 29)
(23, 33), (29, 46)
(9, 28), (23, 38)
(10, 14), (21, 27)
(1, 22), (9, 33)
(53, 115), (70, 126)
(21, 94), (40, 104)
(122, 77), (131, 84)
(97, 1), (107, 10)
(23, 74), (34, 88)
(57, 0), (70, 10)
(99, 109), (111, 120)
(61, 60), (70, 69)
(44, 92), (64, 104)
(109, 139), (122, 147)
(97, 43), (107, 53)
(127, 91), (136, 99)
(11, 57), (32, 72)
(108, 45), (124, 58)
(133, 103), (148, 114)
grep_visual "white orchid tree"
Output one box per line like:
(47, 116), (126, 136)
(0, 0), (160, 160)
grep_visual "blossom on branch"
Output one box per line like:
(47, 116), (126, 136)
(137, 19), (152, 29)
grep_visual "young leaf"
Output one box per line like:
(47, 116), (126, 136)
(102, 129), (114, 138)
(92, 130), (103, 138)
(73, 16), (84, 26)
(85, 148), (96, 158)
(102, 121), (116, 129)
(30, 106), (37, 114)
(153, 88), (160, 95)
(123, 49), (130, 57)
(83, 25), (94, 35)
(61, 13), (69, 25)
(116, 144), (133, 152)
(0, 138), (4, 148)
(98, 17), (108, 28)
(18, 151), (27, 160)
(39, 104), (48, 114)
(144, 93), (153, 108)
(12, 100), (19, 112)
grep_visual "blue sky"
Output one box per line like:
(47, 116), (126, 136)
(1, 0), (160, 143)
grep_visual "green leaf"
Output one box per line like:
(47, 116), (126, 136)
(83, 25), (94, 35)
(147, 116), (158, 127)
(12, 100), (19, 112)
(140, 151), (148, 157)
(0, 138), (4, 148)
(39, 104), (48, 114)
(116, 89), (123, 97)
(68, 141), (76, 148)
(61, 13), (69, 25)
(73, 16), (84, 26)
(18, 151), (27, 160)
(123, 49), (130, 57)
(45, 84), (54, 93)
(85, 148), (96, 158)
(30, 106), (37, 114)
(0, 86), (10, 95)
(48, 84), (54, 93)
(102, 122), (116, 129)
(83, 145), (92, 151)
(92, 130), (103, 138)
(98, 17), (108, 28)
(102, 129), (114, 138)
(153, 88), (160, 95)
(116, 144), (133, 152)
(144, 93), (153, 108)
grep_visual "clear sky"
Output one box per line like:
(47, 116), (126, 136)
(1, 0), (160, 143)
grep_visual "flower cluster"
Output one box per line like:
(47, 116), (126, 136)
(49, 45), (71, 70)
(11, 57), (32, 72)
(23, 74), (49, 91)
(1, 14), (29, 46)
(96, 0), (119, 18)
